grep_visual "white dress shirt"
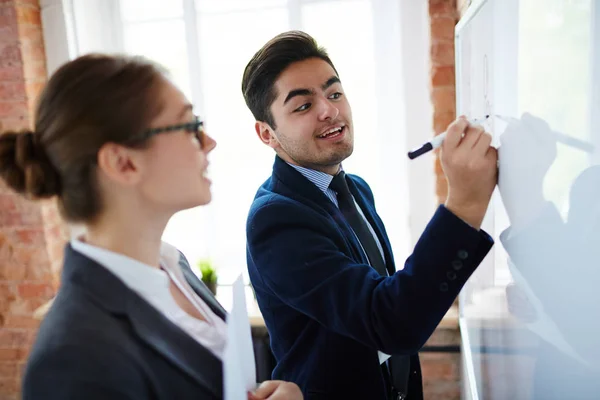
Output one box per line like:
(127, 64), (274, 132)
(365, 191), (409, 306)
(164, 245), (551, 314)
(71, 239), (228, 360)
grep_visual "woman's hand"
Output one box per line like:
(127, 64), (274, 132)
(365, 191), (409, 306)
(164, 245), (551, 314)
(248, 380), (303, 400)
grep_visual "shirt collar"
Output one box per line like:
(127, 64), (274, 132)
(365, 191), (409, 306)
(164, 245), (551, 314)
(70, 238), (182, 295)
(287, 162), (343, 194)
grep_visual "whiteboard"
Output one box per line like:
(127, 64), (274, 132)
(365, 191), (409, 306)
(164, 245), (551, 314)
(455, 0), (600, 399)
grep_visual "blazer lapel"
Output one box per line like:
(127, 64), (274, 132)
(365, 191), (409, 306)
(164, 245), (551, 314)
(178, 255), (227, 321)
(271, 156), (372, 266)
(63, 245), (223, 398)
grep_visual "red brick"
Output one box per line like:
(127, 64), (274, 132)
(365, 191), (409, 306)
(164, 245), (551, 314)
(430, 1), (457, 17)
(0, 282), (17, 308)
(0, 349), (24, 362)
(22, 59), (44, 81)
(431, 88), (456, 116)
(0, 377), (19, 394)
(0, 4), (17, 28)
(0, 81), (26, 100)
(433, 110), (456, 134)
(19, 38), (45, 64)
(0, 24), (17, 43)
(0, 196), (18, 212)
(2, 315), (39, 329)
(15, 21), (41, 39)
(431, 42), (455, 66)
(432, 65), (455, 87)
(12, 228), (44, 245)
(15, 0), (41, 6)
(0, 116), (28, 131)
(0, 330), (29, 349)
(0, 261), (26, 281)
(17, 283), (53, 299)
(0, 362), (18, 377)
(431, 16), (456, 42)
(23, 250), (53, 280)
(25, 80), (44, 110)
(15, 5), (40, 26)
(0, 45), (22, 67)
(0, 65), (23, 81)
(8, 296), (47, 315)
(0, 101), (28, 118)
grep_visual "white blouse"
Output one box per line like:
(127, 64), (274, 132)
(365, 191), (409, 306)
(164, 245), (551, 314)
(71, 239), (227, 359)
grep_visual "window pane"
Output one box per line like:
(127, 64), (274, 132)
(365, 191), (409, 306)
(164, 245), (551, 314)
(122, 20), (192, 99)
(120, 0), (184, 22)
(195, 0), (286, 14)
(195, 8), (289, 284)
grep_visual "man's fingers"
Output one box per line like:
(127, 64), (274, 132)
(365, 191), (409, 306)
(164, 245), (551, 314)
(443, 117), (469, 149)
(461, 124), (485, 149)
(473, 130), (493, 154)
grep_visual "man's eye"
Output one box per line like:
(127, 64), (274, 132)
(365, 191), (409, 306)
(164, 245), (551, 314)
(329, 92), (343, 100)
(294, 103), (311, 112)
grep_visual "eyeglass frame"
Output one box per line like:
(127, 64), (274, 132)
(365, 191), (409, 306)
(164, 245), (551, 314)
(125, 115), (206, 148)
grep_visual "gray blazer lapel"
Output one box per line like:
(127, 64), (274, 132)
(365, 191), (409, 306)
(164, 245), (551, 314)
(177, 251), (228, 320)
(64, 246), (224, 398)
(125, 294), (223, 398)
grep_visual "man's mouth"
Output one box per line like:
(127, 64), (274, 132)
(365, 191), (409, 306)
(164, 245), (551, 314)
(317, 125), (345, 139)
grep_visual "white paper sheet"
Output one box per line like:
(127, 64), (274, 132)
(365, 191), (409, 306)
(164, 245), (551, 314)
(224, 275), (257, 399)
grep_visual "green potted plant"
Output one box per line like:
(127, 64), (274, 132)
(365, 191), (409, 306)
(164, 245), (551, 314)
(197, 259), (218, 296)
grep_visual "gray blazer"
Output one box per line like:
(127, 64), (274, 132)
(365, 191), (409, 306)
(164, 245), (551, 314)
(22, 245), (227, 400)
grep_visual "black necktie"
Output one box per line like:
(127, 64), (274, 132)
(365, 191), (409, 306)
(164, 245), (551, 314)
(331, 172), (410, 398)
(330, 171), (387, 277)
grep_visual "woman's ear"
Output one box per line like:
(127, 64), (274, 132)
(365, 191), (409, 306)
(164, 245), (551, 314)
(96, 143), (144, 186)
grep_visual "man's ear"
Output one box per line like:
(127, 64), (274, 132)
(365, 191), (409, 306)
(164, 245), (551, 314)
(255, 121), (280, 150)
(96, 142), (143, 186)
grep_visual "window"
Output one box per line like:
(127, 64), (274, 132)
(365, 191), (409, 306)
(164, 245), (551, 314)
(58, 0), (429, 285)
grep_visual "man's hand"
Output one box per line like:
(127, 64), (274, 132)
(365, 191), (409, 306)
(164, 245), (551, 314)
(441, 116), (498, 229)
(248, 380), (303, 400)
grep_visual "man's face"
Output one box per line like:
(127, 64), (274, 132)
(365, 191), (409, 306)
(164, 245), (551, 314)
(256, 58), (354, 175)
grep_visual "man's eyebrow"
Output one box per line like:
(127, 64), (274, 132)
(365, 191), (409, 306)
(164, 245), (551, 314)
(283, 88), (314, 105)
(322, 76), (341, 90)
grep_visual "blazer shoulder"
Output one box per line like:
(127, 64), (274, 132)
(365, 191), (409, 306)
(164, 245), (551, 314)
(34, 286), (136, 356)
(347, 173), (375, 202)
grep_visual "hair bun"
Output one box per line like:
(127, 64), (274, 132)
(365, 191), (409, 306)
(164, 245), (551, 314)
(0, 130), (61, 198)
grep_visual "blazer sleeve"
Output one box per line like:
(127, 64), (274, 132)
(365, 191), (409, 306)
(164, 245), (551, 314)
(22, 342), (151, 400)
(247, 200), (493, 354)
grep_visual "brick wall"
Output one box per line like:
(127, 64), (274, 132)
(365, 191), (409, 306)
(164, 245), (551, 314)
(0, 1), (66, 399)
(421, 326), (462, 400)
(430, 0), (459, 204)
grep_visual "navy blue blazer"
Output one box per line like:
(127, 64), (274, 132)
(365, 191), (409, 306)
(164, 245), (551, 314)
(22, 245), (227, 400)
(246, 156), (493, 400)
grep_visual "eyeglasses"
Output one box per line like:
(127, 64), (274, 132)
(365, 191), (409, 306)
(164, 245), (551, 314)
(127, 116), (206, 148)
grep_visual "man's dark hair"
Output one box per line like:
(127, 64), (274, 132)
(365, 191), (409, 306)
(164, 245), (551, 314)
(241, 30), (338, 129)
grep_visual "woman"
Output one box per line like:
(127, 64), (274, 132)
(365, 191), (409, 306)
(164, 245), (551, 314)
(0, 54), (301, 400)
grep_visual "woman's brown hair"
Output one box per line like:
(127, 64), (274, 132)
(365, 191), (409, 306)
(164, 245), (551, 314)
(0, 54), (167, 222)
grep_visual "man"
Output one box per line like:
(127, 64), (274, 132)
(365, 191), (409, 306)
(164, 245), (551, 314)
(242, 31), (497, 400)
